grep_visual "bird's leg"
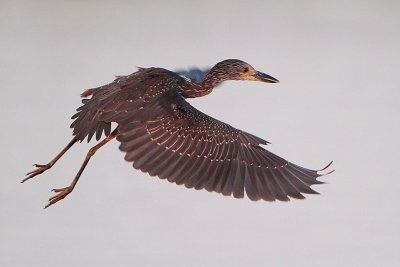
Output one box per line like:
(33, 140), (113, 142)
(22, 138), (78, 183)
(45, 128), (120, 209)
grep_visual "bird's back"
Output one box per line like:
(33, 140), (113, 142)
(70, 67), (185, 142)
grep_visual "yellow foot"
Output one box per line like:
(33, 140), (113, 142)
(44, 187), (72, 209)
(22, 163), (52, 183)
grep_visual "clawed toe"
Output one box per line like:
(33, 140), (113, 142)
(33, 163), (49, 168)
(22, 164), (52, 183)
(45, 187), (71, 209)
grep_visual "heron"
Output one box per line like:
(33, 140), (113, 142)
(22, 59), (333, 208)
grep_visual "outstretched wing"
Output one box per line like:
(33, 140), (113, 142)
(112, 89), (331, 201)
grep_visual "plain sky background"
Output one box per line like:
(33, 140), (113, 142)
(1, 1), (399, 266)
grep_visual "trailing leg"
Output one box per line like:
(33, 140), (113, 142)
(22, 138), (78, 183)
(45, 128), (120, 209)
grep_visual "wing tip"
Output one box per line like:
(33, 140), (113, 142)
(317, 160), (335, 176)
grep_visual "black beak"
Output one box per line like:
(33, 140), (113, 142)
(253, 71), (279, 83)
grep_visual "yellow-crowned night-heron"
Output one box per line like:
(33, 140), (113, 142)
(23, 59), (333, 208)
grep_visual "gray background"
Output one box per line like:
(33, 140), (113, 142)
(1, 1), (399, 266)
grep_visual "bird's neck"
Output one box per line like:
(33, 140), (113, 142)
(202, 70), (226, 89)
(180, 81), (213, 98)
(179, 70), (225, 98)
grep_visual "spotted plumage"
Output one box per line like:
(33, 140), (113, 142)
(23, 59), (333, 208)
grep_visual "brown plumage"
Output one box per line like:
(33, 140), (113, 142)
(23, 59), (333, 208)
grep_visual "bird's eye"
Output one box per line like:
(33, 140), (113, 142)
(243, 67), (249, 73)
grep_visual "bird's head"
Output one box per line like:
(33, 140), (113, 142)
(205, 59), (279, 86)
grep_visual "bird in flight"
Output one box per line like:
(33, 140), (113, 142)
(22, 59), (333, 208)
